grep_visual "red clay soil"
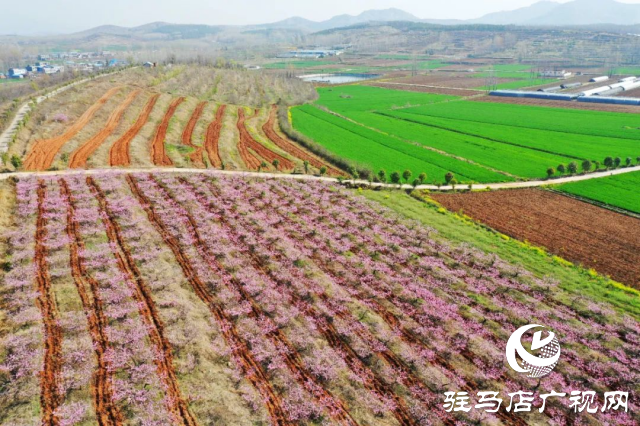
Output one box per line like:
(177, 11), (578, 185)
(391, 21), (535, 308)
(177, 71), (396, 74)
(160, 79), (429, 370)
(152, 177), (359, 426)
(69, 90), (141, 169)
(202, 105), (226, 168)
(59, 179), (123, 426)
(237, 108), (294, 171)
(432, 189), (640, 288)
(24, 87), (121, 171)
(35, 182), (64, 426)
(87, 177), (197, 426)
(472, 95), (640, 113)
(109, 94), (160, 167)
(151, 97), (185, 166)
(126, 175), (291, 426)
(181, 101), (207, 168)
(262, 105), (343, 176)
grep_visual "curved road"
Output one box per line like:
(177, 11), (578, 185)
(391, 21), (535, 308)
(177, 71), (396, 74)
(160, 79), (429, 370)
(1, 164), (639, 191)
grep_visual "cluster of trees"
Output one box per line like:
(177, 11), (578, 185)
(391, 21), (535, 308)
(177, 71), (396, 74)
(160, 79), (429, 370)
(546, 156), (640, 178)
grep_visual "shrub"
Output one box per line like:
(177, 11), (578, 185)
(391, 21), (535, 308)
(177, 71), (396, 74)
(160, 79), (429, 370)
(604, 156), (613, 169)
(402, 169), (412, 183)
(625, 157), (632, 167)
(637, 156), (640, 165)
(418, 172), (427, 184)
(567, 162), (578, 174)
(412, 178), (420, 188)
(10, 155), (22, 169)
(557, 164), (566, 174)
(581, 160), (592, 173)
(377, 170), (387, 183)
(390, 171), (401, 184)
(445, 172), (454, 184)
(319, 166), (327, 176)
(614, 157), (621, 168)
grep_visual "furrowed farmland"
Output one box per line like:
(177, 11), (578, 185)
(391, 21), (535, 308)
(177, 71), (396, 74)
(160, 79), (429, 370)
(291, 85), (640, 183)
(1, 173), (638, 425)
(6, 66), (338, 175)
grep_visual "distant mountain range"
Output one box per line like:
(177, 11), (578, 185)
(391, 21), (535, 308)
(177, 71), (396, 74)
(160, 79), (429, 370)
(45, 0), (640, 39)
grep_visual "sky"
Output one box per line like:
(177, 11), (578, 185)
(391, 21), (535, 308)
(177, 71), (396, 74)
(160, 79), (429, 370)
(2, 0), (640, 35)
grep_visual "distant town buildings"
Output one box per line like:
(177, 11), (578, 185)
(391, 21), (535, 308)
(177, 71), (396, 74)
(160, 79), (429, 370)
(276, 49), (344, 59)
(539, 69), (573, 79)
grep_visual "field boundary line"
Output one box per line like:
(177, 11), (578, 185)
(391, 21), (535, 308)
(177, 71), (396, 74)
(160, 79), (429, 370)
(545, 187), (640, 219)
(1, 164), (639, 191)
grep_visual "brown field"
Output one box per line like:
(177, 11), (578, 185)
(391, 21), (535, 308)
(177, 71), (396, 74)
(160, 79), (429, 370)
(23, 87), (121, 171)
(110, 94), (160, 167)
(236, 108), (293, 171)
(431, 189), (640, 287)
(471, 95), (640, 113)
(384, 73), (515, 89)
(366, 82), (481, 96)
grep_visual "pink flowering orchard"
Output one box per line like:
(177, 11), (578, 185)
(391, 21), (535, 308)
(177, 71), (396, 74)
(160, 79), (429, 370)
(0, 173), (638, 425)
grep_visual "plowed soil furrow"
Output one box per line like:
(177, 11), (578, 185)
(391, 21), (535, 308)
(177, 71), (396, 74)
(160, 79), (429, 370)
(69, 90), (142, 169)
(152, 177), (359, 426)
(109, 94), (160, 167)
(126, 175), (291, 426)
(237, 108), (293, 171)
(86, 177), (197, 426)
(151, 97), (185, 166)
(182, 101), (207, 168)
(24, 87), (121, 171)
(35, 181), (63, 426)
(59, 179), (123, 426)
(262, 105), (342, 176)
(202, 105), (226, 168)
(186, 177), (431, 426)
(261, 185), (529, 426)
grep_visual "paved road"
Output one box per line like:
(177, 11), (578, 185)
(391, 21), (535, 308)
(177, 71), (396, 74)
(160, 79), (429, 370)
(1, 164), (639, 191)
(0, 68), (134, 163)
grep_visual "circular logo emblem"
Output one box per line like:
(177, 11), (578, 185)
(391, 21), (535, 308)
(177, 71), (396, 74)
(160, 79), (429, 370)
(506, 324), (560, 378)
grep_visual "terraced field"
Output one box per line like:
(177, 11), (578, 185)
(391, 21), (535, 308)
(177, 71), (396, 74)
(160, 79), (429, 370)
(10, 68), (337, 175)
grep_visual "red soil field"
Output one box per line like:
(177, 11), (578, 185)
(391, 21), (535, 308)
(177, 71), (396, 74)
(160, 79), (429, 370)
(126, 175), (291, 426)
(35, 182), (64, 425)
(69, 90), (141, 169)
(262, 105), (342, 176)
(151, 97), (185, 166)
(366, 82), (481, 97)
(109, 94), (160, 167)
(181, 101), (207, 168)
(24, 87), (121, 171)
(432, 189), (640, 287)
(87, 177), (197, 425)
(237, 108), (293, 171)
(472, 95), (640, 113)
(60, 179), (123, 426)
(202, 105), (226, 168)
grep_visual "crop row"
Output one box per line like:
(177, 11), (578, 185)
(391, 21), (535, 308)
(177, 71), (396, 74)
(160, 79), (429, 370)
(1, 173), (637, 425)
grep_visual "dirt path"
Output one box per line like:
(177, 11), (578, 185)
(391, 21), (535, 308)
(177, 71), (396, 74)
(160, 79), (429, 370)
(181, 101), (207, 168)
(127, 175), (291, 426)
(109, 94), (160, 167)
(70, 90), (141, 169)
(35, 181), (64, 426)
(262, 105), (342, 176)
(237, 108), (293, 171)
(60, 179), (123, 426)
(202, 105), (226, 168)
(87, 177), (198, 426)
(24, 87), (122, 171)
(151, 97), (185, 166)
(2, 164), (639, 192)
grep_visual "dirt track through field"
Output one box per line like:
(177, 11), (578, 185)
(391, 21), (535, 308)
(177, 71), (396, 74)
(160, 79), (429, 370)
(432, 189), (640, 287)
(262, 105), (342, 176)
(35, 181), (64, 426)
(109, 94), (160, 167)
(181, 101), (207, 168)
(69, 90), (141, 169)
(87, 177), (198, 426)
(202, 105), (226, 168)
(126, 174), (291, 426)
(24, 87), (121, 171)
(151, 97), (185, 166)
(60, 179), (123, 426)
(237, 108), (293, 171)
(152, 176), (360, 426)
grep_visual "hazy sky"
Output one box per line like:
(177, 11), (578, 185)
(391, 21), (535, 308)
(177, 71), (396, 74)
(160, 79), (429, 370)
(2, 0), (640, 35)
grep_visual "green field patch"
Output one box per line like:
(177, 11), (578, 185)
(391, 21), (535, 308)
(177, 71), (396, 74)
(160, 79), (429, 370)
(556, 171), (640, 214)
(291, 105), (510, 183)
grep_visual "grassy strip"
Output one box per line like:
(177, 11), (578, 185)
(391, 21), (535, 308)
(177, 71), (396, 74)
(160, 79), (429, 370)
(362, 189), (640, 319)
